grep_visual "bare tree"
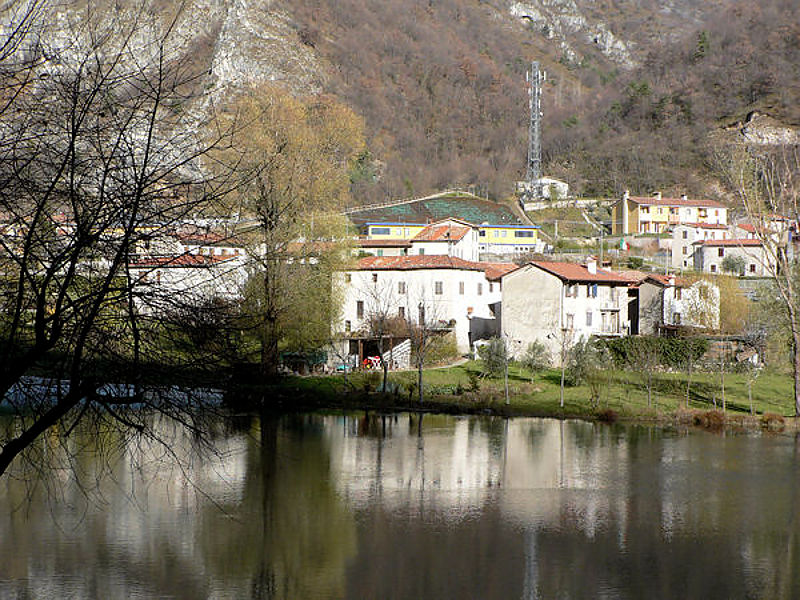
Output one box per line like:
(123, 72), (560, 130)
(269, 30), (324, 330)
(0, 4), (234, 479)
(714, 143), (800, 414)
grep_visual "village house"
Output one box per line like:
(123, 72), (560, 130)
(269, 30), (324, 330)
(501, 258), (631, 362)
(692, 239), (771, 276)
(670, 223), (729, 270)
(336, 255), (503, 355)
(361, 219), (542, 257)
(620, 271), (720, 333)
(612, 191), (727, 235)
(127, 253), (248, 314)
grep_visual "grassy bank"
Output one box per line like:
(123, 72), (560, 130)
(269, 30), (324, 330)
(252, 361), (798, 430)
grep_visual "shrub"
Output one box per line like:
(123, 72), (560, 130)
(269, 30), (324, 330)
(478, 337), (507, 377)
(596, 408), (618, 423)
(760, 412), (785, 431)
(520, 340), (552, 382)
(566, 337), (609, 405)
(693, 410), (725, 430)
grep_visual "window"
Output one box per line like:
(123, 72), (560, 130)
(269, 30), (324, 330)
(566, 313), (574, 330)
(682, 230), (688, 239)
(710, 264), (717, 273)
(587, 284), (598, 298)
(345, 273), (351, 283)
(398, 307), (405, 319)
(356, 301), (364, 319)
(377, 249), (383, 257)
(477, 283), (483, 296)
(418, 305), (425, 324)
(501, 230), (507, 237)
(418, 248), (425, 255)
(610, 287), (618, 302)
(565, 284), (578, 298)
(641, 206), (650, 214)
(489, 282), (494, 293)
(459, 281), (464, 295)
(673, 312), (682, 325)
(749, 264), (756, 273)
(515, 230), (534, 238)
(345, 320), (351, 333)
(371, 273), (378, 283)
(371, 227), (390, 235)
(675, 288), (682, 300)
(718, 248), (724, 257)
(586, 311), (593, 326)
(682, 246), (688, 255)
(398, 281), (406, 294)
(479, 230), (486, 237)
(435, 281), (443, 295)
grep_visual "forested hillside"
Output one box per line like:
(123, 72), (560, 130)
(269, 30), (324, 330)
(36, 0), (800, 204)
(283, 0), (800, 203)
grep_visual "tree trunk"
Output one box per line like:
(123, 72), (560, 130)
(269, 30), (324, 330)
(418, 358), (424, 404)
(794, 330), (800, 417)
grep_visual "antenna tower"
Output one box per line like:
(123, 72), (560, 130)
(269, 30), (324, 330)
(526, 61), (545, 197)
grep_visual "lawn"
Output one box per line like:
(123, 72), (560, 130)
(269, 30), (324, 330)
(277, 361), (798, 423)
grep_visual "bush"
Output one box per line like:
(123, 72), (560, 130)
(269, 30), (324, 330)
(760, 412), (785, 431)
(693, 410), (725, 430)
(478, 337), (507, 377)
(603, 336), (708, 370)
(566, 337), (609, 405)
(520, 340), (552, 381)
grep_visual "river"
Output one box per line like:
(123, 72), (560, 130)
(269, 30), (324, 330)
(0, 413), (798, 599)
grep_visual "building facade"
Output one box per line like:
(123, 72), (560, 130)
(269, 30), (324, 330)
(501, 259), (631, 362)
(612, 191), (727, 235)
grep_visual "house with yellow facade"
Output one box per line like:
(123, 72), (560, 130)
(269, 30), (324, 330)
(612, 191), (727, 235)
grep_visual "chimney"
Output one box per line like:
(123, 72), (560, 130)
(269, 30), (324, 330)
(623, 189), (630, 201)
(653, 191), (662, 201)
(586, 256), (597, 275)
(668, 275), (676, 287)
(680, 194), (688, 201)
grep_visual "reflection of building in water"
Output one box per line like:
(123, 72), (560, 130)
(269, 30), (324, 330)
(324, 415), (631, 539)
(325, 415), (506, 514)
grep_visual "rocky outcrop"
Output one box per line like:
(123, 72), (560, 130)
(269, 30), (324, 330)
(509, 0), (636, 67)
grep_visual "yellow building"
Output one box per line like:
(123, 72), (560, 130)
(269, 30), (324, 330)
(611, 191), (727, 235)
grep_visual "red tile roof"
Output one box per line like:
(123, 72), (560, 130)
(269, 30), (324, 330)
(678, 222), (729, 230)
(628, 196), (725, 209)
(736, 223), (757, 233)
(357, 239), (412, 248)
(129, 254), (237, 268)
(412, 223), (472, 242)
(530, 261), (631, 284)
(693, 239), (763, 247)
(481, 262), (519, 281)
(613, 270), (693, 288)
(356, 255), (484, 271)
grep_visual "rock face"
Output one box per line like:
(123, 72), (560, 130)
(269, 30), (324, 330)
(741, 113), (800, 146)
(207, 0), (324, 96)
(41, 1), (325, 99)
(509, 0), (636, 67)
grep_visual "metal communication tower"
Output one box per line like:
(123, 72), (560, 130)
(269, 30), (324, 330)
(526, 61), (545, 197)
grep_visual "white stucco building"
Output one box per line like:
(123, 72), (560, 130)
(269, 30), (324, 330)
(128, 254), (248, 313)
(671, 223), (729, 270)
(501, 258), (631, 362)
(692, 239), (772, 276)
(336, 255), (504, 353)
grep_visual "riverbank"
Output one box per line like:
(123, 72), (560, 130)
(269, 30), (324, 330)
(236, 360), (800, 433)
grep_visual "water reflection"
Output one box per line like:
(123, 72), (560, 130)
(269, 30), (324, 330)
(0, 413), (799, 599)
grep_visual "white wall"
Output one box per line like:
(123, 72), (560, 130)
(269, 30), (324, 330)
(337, 267), (495, 352)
